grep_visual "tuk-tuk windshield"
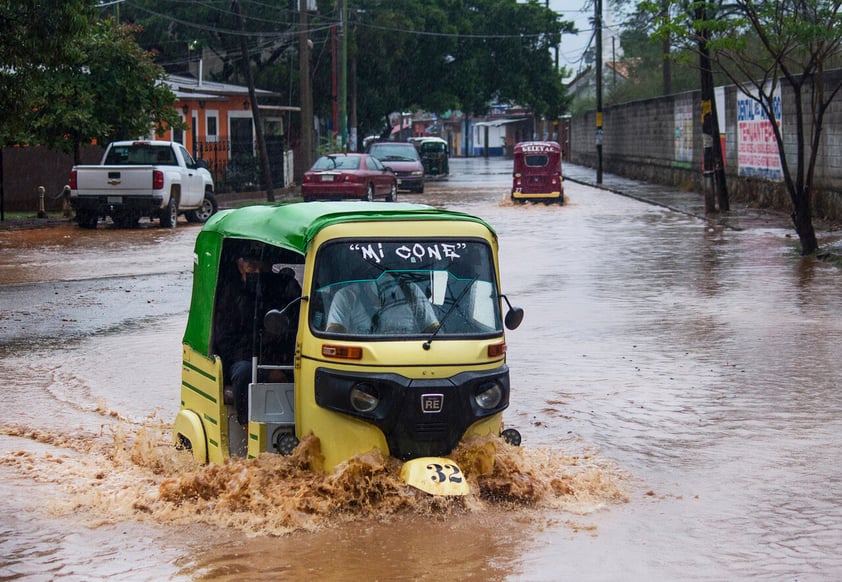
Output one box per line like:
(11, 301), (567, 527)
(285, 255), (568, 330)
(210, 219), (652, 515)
(311, 238), (502, 338)
(524, 154), (550, 167)
(420, 141), (447, 154)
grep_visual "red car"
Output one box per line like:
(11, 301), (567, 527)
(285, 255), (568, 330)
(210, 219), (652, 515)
(301, 153), (398, 202)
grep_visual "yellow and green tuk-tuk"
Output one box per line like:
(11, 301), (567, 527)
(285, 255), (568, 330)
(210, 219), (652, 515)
(174, 202), (523, 495)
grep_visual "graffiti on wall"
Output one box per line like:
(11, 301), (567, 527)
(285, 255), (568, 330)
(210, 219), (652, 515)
(673, 98), (694, 169)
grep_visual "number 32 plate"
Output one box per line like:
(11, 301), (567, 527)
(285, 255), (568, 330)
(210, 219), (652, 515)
(400, 457), (470, 496)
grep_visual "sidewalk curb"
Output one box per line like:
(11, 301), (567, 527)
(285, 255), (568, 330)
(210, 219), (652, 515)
(563, 165), (842, 263)
(563, 174), (708, 224)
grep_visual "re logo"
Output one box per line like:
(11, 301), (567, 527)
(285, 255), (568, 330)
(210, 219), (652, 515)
(420, 393), (444, 413)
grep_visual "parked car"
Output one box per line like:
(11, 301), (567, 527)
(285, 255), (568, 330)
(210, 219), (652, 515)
(69, 140), (216, 229)
(301, 153), (398, 202)
(366, 142), (425, 193)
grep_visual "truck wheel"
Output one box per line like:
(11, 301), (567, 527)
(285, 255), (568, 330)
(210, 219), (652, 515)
(76, 210), (98, 229)
(186, 191), (218, 223)
(160, 197), (177, 228)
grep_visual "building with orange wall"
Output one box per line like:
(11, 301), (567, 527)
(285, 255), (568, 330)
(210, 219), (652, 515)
(163, 74), (299, 189)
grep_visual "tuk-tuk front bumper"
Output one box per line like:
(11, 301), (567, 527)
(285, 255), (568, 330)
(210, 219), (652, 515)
(314, 366), (510, 460)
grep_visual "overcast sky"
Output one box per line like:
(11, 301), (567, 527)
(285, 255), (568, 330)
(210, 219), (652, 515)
(548, 0), (626, 82)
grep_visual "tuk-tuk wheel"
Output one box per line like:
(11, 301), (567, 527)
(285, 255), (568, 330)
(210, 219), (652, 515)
(175, 434), (192, 451)
(501, 428), (522, 446)
(275, 431), (300, 455)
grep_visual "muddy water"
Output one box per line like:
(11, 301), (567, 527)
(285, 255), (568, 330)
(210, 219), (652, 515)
(2, 158), (841, 580)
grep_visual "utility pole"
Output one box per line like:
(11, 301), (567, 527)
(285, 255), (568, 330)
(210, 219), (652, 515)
(696, 2), (728, 212)
(299, 0), (314, 174)
(331, 24), (337, 148)
(595, 0), (603, 183)
(349, 55), (358, 151)
(338, 0), (348, 151)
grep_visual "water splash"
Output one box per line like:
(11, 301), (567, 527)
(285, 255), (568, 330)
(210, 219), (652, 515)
(1, 421), (628, 537)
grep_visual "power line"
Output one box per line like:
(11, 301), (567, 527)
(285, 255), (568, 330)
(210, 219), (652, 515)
(124, 1), (333, 38)
(124, 0), (566, 42)
(352, 21), (563, 40)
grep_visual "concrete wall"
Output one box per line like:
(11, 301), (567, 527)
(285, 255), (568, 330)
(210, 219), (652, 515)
(569, 69), (842, 221)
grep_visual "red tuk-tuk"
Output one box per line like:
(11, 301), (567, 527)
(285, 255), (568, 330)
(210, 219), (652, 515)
(511, 141), (563, 204)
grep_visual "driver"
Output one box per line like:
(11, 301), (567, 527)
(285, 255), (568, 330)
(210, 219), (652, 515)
(325, 272), (438, 334)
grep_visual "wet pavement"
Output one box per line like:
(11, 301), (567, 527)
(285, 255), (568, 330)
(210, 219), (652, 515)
(4, 160), (833, 239)
(2, 157), (842, 580)
(564, 164), (797, 231)
(562, 162), (842, 259)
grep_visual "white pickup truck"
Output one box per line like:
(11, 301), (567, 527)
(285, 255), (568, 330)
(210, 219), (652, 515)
(69, 140), (217, 229)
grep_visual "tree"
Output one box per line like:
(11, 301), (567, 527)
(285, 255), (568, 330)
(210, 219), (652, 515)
(346, 0), (572, 137)
(649, 0), (842, 255)
(22, 18), (183, 162)
(1, 0), (94, 219)
(712, 0), (842, 255)
(0, 0), (94, 144)
(120, 0), (574, 145)
(611, 6), (700, 103)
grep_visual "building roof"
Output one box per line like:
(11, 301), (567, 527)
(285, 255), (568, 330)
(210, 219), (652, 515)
(165, 73), (280, 102)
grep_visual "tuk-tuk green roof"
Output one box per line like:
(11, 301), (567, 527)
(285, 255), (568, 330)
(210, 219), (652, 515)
(184, 202), (496, 356)
(200, 201), (495, 254)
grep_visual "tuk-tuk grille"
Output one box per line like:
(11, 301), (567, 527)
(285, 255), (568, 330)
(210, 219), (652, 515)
(414, 422), (447, 437)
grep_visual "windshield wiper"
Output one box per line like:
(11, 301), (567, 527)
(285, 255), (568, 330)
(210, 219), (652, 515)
(422, 276), (477, 351)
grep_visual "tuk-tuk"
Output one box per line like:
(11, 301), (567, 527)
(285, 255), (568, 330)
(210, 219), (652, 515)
(511, 141), (564, 204)
(415, 137), (449, 177)
(173, 202), (523, 496)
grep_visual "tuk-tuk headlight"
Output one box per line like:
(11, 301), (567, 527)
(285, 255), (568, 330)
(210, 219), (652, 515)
(350, 383), (380, 413)
(474, 381), (503, 410)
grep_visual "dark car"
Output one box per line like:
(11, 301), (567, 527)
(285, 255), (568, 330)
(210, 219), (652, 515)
(301, 153), (398, 202)
(366, 142), (425, 193)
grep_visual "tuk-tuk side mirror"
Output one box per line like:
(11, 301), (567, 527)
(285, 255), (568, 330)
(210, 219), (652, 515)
(263, 296), (306, 336)
(500, 294), (524, 330)
(505, 306), (524, 330)
(264, 309), (290, 336)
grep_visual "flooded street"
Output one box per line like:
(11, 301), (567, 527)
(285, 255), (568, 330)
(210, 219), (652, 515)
(2, 157), (841, 580)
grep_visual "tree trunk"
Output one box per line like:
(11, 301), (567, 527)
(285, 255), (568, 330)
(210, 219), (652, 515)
(793, 188), (819, 255)
(785, 77), (818, 255)
(232, 0), (274, 202)
(661, 0), (671, 95)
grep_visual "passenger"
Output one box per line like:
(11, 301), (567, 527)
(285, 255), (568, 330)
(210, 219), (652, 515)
(326, 272), (439, 334)
(214, 251), (300, 428)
